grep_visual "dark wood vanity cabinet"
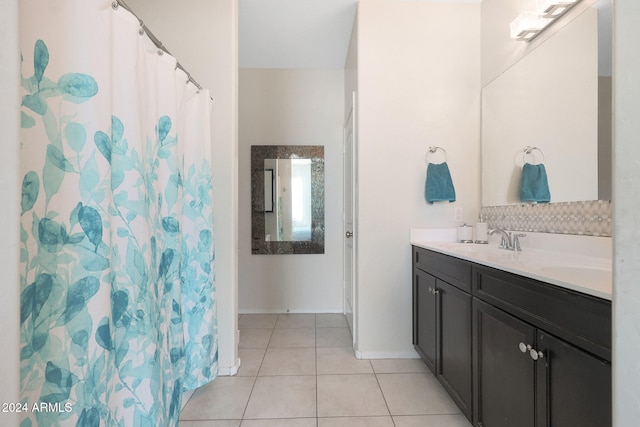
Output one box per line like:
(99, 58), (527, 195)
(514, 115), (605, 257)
(412, 246), (612, 427)
(473, 299), (536, 427)
(535, 330), (611, 427)
(473, 264), (612, 427)
(474, 299), (611, 427)
(414, 268), (438, 371)
(413, 247), (473, 421)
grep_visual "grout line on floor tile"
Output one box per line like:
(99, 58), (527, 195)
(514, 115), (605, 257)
(374, 369), (396, 423)
(230, 315), (471, 426)
(239, 375), (258, 421)
(263, 326), (276, 349)
(239, 326), (273, 420)
(275, 313), (317, 329)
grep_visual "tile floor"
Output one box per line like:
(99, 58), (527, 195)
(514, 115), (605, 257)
(180, 313), (471, 427)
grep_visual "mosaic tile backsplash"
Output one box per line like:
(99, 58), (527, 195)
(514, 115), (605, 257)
(480, 200), (612, 237)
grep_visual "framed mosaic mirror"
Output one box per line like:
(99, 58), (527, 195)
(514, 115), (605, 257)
(251, 145), (325, 254)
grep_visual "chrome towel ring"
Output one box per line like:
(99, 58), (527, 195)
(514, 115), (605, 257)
(523, 146), (545, 164)
(425, 146), (448, 164)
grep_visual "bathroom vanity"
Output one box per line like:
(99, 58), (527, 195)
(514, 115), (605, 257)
(411, 239), (612, 427)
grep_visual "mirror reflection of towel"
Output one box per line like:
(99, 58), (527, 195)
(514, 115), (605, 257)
(425, 162), (456, 204)
(520, 163), (550, 203)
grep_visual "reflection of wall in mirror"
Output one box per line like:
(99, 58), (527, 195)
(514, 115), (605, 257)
(279, 159), (292, 240)
(596, 0), (613, 201)
(264, 159), (313, 242)
(482, 8), (599, 205)
(264, 159), (277, 240)
(598, 77), (612, 201)
(481, 0), (603, 87)
(291, 159), (312, 241)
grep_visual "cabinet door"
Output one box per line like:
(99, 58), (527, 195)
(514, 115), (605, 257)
(535, 332), (611, 427)
(474, 299), (536, 427)
(414, 269), (437, 371)
(438, 279), (472, 420)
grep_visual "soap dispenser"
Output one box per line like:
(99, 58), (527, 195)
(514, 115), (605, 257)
(475, 215), (488, 244)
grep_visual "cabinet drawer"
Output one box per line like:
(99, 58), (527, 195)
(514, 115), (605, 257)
(413, 246), (472, 292)
(473, 264), (611, 361)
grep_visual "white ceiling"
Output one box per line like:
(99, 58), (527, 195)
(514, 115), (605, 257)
(239, 0), (358, 69)
(239, 0), (482, 69)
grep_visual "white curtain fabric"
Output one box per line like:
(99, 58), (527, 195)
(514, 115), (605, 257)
(19, 1), (217, 425)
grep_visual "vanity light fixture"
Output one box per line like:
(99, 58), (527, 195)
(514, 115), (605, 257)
(510, 0), (583, 41)
(510, 11), (553, 41)
(537, 0), (581, 18)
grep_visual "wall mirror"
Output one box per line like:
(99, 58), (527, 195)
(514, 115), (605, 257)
(251, 145), (325, 254)
(481, 0), (612, 206)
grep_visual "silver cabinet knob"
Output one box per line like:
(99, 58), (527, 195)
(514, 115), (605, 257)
(518, 343), (543, 360)
(518, 342), (544, 360)
(345, 231), (353, 238)
(530, 349), (544, 361)
(427, 287), (440, 295)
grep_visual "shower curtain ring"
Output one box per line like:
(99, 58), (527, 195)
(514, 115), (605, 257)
(112, 1), (119, 10)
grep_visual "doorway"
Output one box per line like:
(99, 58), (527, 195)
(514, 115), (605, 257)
(343, 91), (357, 347)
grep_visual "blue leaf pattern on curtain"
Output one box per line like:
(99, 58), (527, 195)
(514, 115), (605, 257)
(19, 1), (217, 425)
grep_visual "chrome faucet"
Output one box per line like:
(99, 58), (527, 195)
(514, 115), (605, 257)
(489, 228), (512, 250)
(489, 228), (527, 251)
(512, 233), (526, 251)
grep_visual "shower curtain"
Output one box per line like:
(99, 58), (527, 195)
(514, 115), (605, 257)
(19, 0), (217, 425)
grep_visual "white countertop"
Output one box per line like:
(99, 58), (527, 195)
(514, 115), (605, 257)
(411, 230), (612, 301)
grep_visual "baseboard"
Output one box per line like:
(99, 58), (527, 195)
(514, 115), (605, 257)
(217, 358), (241, 376)
(239, 308), (344, 314)
(354, 350), (420, 360)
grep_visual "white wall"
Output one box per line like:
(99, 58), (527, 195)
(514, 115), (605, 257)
(238, 69), (345, 313)
(355, 0), (481, 357)
(127, 0), (240, 374)
(0, 0), (20, 424)
(613, 0), (640, 424)
(344, 14), (358, 122)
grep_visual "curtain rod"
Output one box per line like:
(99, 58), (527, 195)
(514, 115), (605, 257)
(112, 0), (207, 94)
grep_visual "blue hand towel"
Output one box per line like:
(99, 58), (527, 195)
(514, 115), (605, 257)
(425, 162), (456, 204)
(520, 163), (550, 203)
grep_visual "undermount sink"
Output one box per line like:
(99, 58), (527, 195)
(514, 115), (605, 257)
(538, 264), (612, 284)
(435, 242), (499, 254)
